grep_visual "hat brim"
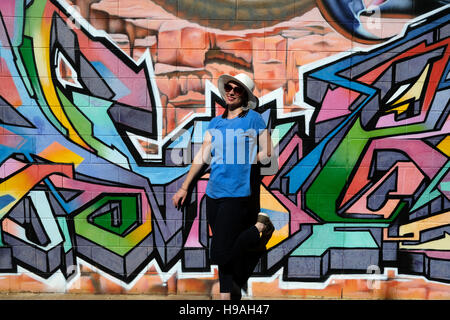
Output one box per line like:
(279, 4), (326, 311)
(218, 75), (259, 110)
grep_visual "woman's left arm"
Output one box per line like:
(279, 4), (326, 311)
(257, 129), (273, 165)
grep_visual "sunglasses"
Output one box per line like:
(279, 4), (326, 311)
(224, 83), (245, 96)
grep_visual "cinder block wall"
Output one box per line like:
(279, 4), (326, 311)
(0, 0), (449, 299)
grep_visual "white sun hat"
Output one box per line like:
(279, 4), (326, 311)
(218, 73), (259, 110)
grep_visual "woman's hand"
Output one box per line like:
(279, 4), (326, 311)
(172, 131), (211, 210)
(172, 187), (188, 209)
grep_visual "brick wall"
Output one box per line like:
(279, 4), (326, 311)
(0, 0), (448, 299)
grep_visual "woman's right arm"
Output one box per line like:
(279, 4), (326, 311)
(172, 131), (212, 209)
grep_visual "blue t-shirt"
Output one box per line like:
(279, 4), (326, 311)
(205, 109), (267, 199)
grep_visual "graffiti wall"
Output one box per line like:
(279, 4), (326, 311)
(0, 0), (449, 299)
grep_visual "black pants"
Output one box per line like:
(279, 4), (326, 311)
(206, 195), (262, 293)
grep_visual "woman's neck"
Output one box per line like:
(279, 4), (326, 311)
(226, 106), (244, 119)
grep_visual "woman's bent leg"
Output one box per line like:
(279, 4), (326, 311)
(206, 196), (263, 297)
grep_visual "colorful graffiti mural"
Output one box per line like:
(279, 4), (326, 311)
(0, 0), (449, 298)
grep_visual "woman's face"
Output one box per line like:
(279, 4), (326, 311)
(223, 81), (246, 110)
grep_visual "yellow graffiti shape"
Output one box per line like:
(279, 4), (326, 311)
(400, 232), (450, 250)
(0, 163), (73, 219)
(260, 185), (289, 248)
(386, 64), (430, 115)
(38, 141), (85, 168)
(437, 136), (450, 157)
(30, 13), (90, 150)
(398, 210), (450, 250)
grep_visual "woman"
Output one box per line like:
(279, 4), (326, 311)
(172, 73), (275, 300)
